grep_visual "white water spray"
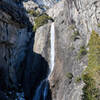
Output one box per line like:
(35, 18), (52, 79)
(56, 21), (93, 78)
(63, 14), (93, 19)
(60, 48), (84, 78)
(33, 22), (55, 100)
(49, 22), (55, 77)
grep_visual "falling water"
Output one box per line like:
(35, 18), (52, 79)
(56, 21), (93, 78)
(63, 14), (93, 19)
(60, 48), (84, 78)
(33, 22), (55, 100)
(49, 22), (55, 77)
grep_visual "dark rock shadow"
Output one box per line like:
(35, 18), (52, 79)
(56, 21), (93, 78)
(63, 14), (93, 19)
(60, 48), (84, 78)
(21, 38), (51, 100)
(0, 0), (52, 100)
(0, 0), (33, 99)
(0, 57), (9, 100)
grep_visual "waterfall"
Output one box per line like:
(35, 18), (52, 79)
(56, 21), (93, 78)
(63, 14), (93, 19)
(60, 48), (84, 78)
(49, 22), (55, 77)
(33, 22), (55, 100)
(33, 80), (49, 100)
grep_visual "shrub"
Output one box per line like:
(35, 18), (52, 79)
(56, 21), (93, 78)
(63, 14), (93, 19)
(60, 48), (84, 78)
(33, 13), (53, 31)
(73, 30), (80, 36)
(88, 30), (100, 67)
(77, 46), (87, 59)
(82, 73), (100, 100)
(71, 30), (80, 41)
(97, 23), (100, 28)
(68, 24), (80, 40)
(27, 9), (40, 17)
(66, 72), (73, 79)
(82, 30), (100, 100)
(75, 76), (81, 83)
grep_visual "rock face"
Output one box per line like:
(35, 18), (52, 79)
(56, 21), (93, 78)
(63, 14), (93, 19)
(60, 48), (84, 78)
(0, 0), (50, 100)
(0, 0), (33, 99)
(23, 40), (49, 100)
(49, 0), (100, 100)
(34, 24), (51, 63)
(33, 0), (100, 100)
(33, 0), (60, 8)
(0, 0), (32, 84)
(0, 0), (100, 100)
(47, 0), (65, 19)
(22, 0), (43, 13)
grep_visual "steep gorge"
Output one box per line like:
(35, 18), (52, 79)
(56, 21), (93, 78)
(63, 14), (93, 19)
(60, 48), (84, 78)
(33, 22), (55, 100)
(0, 0), (100, 100)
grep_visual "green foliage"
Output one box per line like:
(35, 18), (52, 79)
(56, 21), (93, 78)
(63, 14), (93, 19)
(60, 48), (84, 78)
(82, 74), (100, 100)
(97, 23), (100, 28)
(69, 24), (80, 41)
(73, 30), (80, 36)
(82, 30), (100, 100)
(69, 24), (75, 30)
(77, 46), (87, 59)
(75, 76), (81, 83)
(33, 13), (53, 31)
(66, 72), (73, 79)
(71, 30), (80, 41)
(27, 9), (40, 17)
(88, 30), (100, 68)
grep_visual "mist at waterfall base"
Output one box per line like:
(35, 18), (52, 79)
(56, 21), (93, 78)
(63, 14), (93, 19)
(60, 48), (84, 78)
(33, 23), (55, 100)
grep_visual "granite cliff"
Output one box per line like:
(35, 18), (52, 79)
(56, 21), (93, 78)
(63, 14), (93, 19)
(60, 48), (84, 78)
(0, 0), (100, 100)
